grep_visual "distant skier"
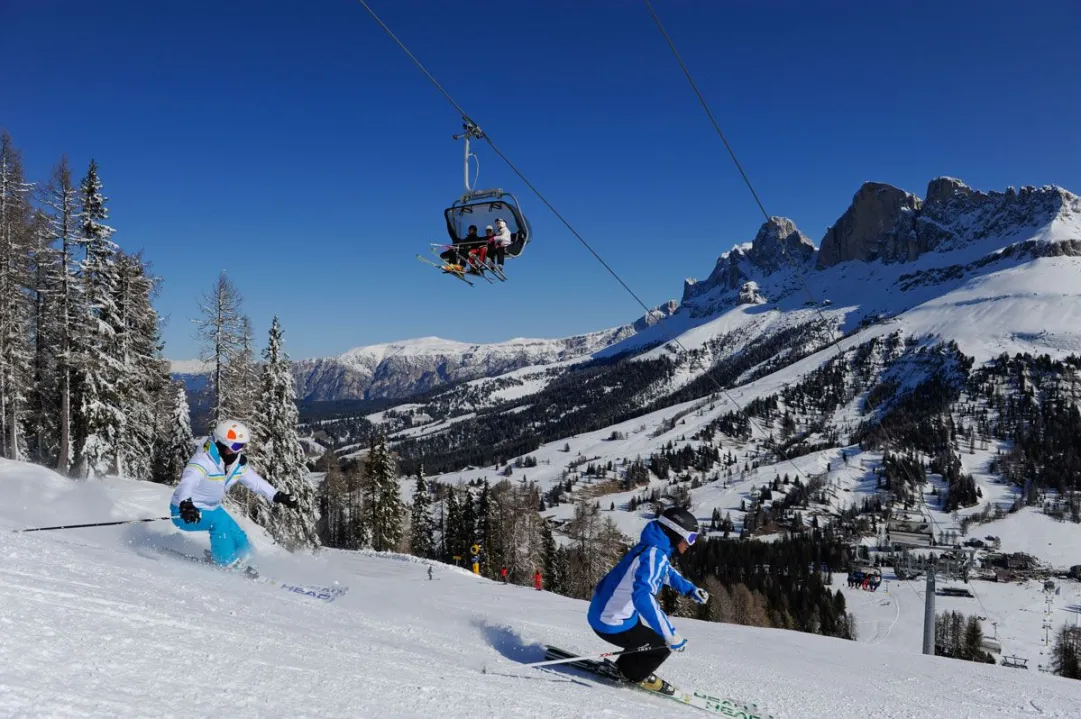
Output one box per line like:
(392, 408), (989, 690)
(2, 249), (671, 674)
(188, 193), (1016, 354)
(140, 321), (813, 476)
(169, 419), (299, 571)
(428, 566), (433, 581)
(587, 507), (708, 695)
(533, 569), (542, 591)
(501, 566), (509, 584)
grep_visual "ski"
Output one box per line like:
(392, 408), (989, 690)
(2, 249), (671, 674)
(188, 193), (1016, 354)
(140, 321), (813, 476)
(146, 546), (349, 603)
(417, 253), (473, 285)
(543, 646), (777, 718)
(483, 258), (507, 281)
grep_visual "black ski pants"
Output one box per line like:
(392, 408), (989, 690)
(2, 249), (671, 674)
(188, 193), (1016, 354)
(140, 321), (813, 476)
(593, 622), (670, 682)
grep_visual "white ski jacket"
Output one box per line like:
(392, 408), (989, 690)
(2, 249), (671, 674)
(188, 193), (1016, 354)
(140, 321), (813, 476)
(170, 438), (277, 510)
(493, 224), (512, 248)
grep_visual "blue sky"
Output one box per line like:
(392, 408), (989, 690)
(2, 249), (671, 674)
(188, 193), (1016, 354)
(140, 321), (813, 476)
(4, 0), (1079, 361)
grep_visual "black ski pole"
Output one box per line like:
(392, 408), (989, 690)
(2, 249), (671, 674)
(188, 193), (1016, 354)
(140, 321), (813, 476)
(13, 516), (173, 533)
(515, 644), (664, 669)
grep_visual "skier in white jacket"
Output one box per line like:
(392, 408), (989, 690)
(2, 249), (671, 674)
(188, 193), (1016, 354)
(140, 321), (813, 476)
(170, 419), (299, 569)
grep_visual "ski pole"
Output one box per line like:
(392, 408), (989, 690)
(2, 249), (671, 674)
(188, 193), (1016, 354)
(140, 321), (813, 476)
(13, 516), (173, 533)
(515, 644), (663, 669)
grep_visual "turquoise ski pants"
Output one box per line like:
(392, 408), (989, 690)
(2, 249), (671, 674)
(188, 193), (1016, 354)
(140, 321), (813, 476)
(170, 504), (251, 566)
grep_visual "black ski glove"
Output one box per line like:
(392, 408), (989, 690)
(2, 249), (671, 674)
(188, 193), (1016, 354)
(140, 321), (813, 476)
(273, 491), (298, 509)
(178, 499), (200, 524)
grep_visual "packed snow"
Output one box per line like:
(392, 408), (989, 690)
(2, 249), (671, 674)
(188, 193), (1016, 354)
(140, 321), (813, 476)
(4, 460), (1081, 717)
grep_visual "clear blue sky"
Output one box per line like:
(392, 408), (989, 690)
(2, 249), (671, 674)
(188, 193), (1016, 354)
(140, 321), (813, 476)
(4, 0), (1079, 361)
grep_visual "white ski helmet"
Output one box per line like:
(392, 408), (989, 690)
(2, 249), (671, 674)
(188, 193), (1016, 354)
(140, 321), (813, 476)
(213, 419), (250, 454)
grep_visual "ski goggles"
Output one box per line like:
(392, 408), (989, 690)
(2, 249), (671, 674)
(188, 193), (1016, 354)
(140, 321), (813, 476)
(657, 515), (698, 546)
(217, 439), (247, 453)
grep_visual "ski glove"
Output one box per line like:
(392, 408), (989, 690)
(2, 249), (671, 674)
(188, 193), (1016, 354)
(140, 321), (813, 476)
(273, 491), (298, 509)
(691, 587), (710, 604)
(178, 499), (200, 524)
(668, 633), (688, 652)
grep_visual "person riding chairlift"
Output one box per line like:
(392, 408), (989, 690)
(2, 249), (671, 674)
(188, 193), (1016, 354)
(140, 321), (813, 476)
(461, 226), (488, 274)
(442, 224), (481, 267)
(490, 218), (511, 268)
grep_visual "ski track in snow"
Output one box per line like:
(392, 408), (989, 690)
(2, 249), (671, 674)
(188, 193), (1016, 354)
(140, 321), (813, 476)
(2, 460), (1081, 718)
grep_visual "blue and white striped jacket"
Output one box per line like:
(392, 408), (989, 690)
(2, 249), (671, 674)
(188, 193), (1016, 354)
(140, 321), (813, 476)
(587, 520), (699, 641)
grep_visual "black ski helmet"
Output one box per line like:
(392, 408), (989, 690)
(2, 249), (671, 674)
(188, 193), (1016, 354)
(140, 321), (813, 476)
(656, 506), (699, 547)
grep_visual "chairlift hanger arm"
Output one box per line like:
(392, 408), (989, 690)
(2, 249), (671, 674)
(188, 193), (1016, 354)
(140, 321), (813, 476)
(453, 121), (486, 193)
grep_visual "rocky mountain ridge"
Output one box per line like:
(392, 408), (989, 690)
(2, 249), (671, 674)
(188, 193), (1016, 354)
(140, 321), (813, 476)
(171, 304), (679, 402)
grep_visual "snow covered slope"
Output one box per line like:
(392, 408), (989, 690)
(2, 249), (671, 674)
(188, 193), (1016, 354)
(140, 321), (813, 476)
(2, 459), (1080, 718)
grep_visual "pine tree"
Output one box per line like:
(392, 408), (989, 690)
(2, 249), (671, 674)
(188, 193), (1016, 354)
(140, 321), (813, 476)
(41, 156), (81, 474)
(249, 317), (319, 551)
(477, 479), (497, 576)
(73, 159), (123, 478)
(443, 487), (462, 563)
(0, 131), (34, 460)
(364, 431), (403, 552)
(552, 546), (571, 596)
(541, 520), (557, 590)
(316, 453), (348, 546)
(1052, 625), (1081, 680)
(566, 500), (607, 598)
(458, 485), (477, 563)
(113, 251), (169, 481)
(27, 208), (60, 464)
(194, 271), (244, 429)
(409, 467), (434, 558)
(343, 463), (368, 549)
(221, 315), (260, 430)
(153, 382), (192, 484)
(962, 615), (984, 661)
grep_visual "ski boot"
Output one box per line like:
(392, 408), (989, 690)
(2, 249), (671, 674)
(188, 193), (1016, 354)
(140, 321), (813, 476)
(207, 550), (260, 579)
(225, 558), (259, 579)
(633, 673), (676, 696)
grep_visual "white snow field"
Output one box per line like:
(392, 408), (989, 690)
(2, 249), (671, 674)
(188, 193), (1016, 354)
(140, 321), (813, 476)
(3, 459), (1081, 718)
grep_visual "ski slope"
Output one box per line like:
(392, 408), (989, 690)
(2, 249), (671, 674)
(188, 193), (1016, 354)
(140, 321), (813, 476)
(2, 460), (1081, 718)
(842, 570), (1081, 670)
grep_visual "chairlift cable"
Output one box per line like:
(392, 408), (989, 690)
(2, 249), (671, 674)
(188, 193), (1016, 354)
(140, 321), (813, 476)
(355, 0), (473, 126)
(646, 0), (938, 501)
(356, 0), (842, 491)
(644, 0), (770, 224)
(353, 0), (674, 321)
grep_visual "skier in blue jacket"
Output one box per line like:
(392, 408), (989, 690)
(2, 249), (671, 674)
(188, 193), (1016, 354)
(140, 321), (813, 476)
(169, 419), (299, 571)
(587, 506), (708, 694)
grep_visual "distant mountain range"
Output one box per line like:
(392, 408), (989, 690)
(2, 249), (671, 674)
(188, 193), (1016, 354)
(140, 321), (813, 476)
(169, 304), (678, 403)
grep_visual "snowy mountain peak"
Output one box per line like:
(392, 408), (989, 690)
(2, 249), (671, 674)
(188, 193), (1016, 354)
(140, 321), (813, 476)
(818, 178), (1081, 270)
(925, 176), (972, 205)
(681, 216), (815, 306)
(817, 181), (923, 268)
(746, 216), (817, 274)
(633, 300), (680, 331)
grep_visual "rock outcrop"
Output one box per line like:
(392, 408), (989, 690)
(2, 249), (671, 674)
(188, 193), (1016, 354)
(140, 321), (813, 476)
(817, 183), (922, 268)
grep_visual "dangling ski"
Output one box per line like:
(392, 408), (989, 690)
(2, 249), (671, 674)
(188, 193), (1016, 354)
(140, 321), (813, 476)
(542, 646), (777, 718)
(482, 258), (507, 281)
(416, 254), (473, 285)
